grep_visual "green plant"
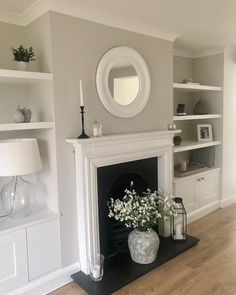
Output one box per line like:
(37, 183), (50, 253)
(174, 135), (182, 146)
(108, 189), (177, 232)
(11, 45), (36, 62)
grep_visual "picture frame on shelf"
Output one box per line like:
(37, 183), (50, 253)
(197, 124), (213, 142)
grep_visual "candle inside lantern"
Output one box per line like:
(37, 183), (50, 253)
(79, 79), (84, 106)
(175, 223), (183, 239)
(92, 264), (100, 279)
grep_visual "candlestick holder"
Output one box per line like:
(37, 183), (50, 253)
(78, 106), (90, 139)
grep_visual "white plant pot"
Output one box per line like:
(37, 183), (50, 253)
(16, 61), (29, 71)
(128, 229), (160, 264)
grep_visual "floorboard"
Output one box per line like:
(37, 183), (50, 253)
(49, 205), (236, 295)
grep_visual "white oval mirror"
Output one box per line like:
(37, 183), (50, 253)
(96, 47), (151, 118)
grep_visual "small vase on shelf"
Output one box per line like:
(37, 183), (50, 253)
(14, 106), (25, 123)
(193, 98), (209, 115)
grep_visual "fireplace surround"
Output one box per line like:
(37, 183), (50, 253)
(67, 130), (176, 274)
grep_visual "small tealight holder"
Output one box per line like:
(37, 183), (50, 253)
(88, 253), (104, 281)
(93, 119), (102, 137)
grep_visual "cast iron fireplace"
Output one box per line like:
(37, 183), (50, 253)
(97, 157), (158, 259)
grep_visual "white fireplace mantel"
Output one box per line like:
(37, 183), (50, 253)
(66, 130), (178, 274)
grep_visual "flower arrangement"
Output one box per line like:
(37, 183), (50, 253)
(108, 188), (176, 232)
(11, 45), (36, 62)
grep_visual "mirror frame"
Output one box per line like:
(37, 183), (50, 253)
(96, 47), (151, 118)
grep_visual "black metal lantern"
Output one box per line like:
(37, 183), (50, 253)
(171, 197), (187, 240)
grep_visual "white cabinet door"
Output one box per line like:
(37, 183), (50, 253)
(197, 170), (220, 207)
(0, 230), (28, 295)
(27, 218), (60, 280)
(174, 178), (198, 214)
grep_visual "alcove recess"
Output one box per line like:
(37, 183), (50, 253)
(0, 69), (58, 216)
(172, 53), (223, 222)
(173, 54), (223, 174)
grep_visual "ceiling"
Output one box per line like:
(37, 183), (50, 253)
(0, 0), (36, 14)
(1, 0), (236, 53)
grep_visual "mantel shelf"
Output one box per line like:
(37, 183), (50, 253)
(173, 83), (222, 92)
(0, 69), (53, 84)
(173, 114), (222, 121)
(173, 140), (221, 153)
(0, 122), (54, 131)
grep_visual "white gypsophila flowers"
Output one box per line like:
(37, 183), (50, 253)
(108, 188), (176, 232)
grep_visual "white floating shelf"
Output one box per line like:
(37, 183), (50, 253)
(173, 114), (222, 121)
(173, 140), (221, 153)
(0, 122), (54, 131)
(0, 69), (53, 84)
(173, 83), (222, 92)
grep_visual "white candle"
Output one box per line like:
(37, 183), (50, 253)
(92, 264), (100, 279)
(181, 160), (187, 171)
(175, 223), (183, 239)
(79, 79), (84, 106)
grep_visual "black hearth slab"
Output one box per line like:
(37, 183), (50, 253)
(72, 235), (199, 295)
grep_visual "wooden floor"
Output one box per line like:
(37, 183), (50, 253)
(50, 205), (236, 295)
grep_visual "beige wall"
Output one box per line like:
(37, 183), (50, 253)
(0, 21), (25, 69)
(49, 12), (173, 267)
(222, 50), (236, 200)
(24, 13), (52, 73)
(173, 56), (193, 83)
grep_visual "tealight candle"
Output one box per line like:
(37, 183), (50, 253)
(175, 223), (183, 239)
(92, 264), (100, 279)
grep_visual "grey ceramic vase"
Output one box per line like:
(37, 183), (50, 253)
(23, 108), (32, 122)
(193, 98), (209, 115)
(128, 229), (159, 264)
(14, 106), (25, 123)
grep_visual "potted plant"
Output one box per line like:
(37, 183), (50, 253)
(108, 188), (177, 264)
(11, 45), (36, 71)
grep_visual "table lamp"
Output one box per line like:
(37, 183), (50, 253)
(0, 138), (42, 219)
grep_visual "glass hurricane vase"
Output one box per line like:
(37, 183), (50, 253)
(1, 176), (34, 219)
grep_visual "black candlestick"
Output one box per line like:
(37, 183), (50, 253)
(78, 106), (90, 139)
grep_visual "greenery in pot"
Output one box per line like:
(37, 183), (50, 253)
(108, 188), (177, 232)
(11, 45), (36, 62)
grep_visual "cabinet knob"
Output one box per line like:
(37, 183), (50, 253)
(201, 177), (205, 180)
(197, 178), (201, 181)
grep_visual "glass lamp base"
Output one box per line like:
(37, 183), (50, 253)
(1, 176), (34, 219)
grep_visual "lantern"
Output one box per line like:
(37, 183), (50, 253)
(171, 197), (187, 240)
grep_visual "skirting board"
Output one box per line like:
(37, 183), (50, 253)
(188, 198), (236, 224)
(9, 263), (80, 295)
(187, 201), (221, 224)
(220, 195), (236, 208)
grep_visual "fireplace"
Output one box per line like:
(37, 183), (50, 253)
(67, 130), (174, 274)
(97, 157), (158, 258)
(67, 130), (199, 295)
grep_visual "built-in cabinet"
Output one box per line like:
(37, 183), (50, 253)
(174, 169), (220, 222)
(0, 214), (60, 294)
(0, 230), (28, 294)
(0, 69), (61, 294)
(173, 55), (223, 221)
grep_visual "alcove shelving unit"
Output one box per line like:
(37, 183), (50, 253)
(172, 54), (223, 223)
(0, 68), (61, 294)
(173, 82), (222, 156)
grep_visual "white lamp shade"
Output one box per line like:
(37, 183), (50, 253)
(0, 138), (42, 176)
